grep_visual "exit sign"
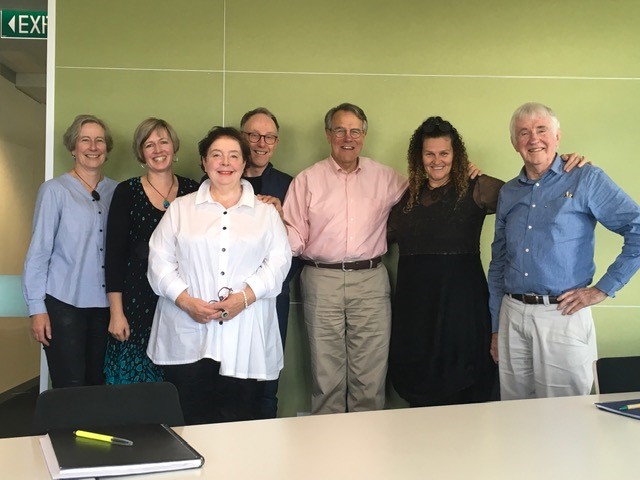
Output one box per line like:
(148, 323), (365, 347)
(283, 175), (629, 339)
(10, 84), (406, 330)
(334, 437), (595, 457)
(1, 10), (47, 39)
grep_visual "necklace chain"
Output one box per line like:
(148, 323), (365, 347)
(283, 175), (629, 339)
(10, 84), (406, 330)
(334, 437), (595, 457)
(73, 169), (102, 201)
(146, 175), (175, 209)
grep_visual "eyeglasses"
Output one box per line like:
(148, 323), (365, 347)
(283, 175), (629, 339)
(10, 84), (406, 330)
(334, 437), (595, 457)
(209, 287), (233, 324)
(329, 128), (364, 139)
(217, 287), (232, 301)
(242, 132), (278, 145)
(422, 118), (452, 134)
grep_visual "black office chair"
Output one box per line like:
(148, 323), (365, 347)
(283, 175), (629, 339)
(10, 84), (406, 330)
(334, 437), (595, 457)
(593, 356), (640, 394)
(32, 382), (185, 435)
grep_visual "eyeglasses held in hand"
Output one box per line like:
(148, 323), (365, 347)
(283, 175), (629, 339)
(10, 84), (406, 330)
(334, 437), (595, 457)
(208, 287), (233, 323)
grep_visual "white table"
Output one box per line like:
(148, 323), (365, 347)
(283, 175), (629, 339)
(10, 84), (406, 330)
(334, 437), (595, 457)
(2, 392), (639, 479)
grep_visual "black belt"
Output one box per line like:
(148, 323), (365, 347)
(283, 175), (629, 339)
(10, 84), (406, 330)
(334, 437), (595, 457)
(509, 293), (560, 305)
(303, 256), (382, 271)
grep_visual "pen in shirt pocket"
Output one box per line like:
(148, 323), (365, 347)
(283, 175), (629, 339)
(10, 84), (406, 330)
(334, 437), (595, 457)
(562, 191), (574, 198)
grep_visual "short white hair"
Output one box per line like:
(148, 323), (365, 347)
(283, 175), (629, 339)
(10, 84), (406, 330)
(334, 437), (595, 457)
(510, 102), (560, 144)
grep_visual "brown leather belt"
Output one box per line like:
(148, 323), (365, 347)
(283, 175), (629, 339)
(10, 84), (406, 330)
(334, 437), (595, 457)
(509, 293), (560, 305)
(303, 256), (382, 271)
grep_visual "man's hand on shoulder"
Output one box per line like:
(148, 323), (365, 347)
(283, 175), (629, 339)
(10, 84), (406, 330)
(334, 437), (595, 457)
(560, 153), (590, 173)
(257, 194), (284, 220)
(468, 162), (482, 179)
(557, 287), (607, 315)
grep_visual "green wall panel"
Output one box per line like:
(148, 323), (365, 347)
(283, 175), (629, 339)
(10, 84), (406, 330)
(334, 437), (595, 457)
(56, 0), (224, 70)
(227, 0), (640, 77)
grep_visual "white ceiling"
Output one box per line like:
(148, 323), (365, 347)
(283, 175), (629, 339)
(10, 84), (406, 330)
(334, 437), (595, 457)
(0, 0), (47, 103)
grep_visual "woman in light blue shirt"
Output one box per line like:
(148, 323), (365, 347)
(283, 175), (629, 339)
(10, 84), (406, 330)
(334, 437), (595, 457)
(23, 114), (118, 388)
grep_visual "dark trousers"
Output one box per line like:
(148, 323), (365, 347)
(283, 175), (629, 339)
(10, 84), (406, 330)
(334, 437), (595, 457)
(43, 294), (110, 388)
(164, 358), (263, 425)
(254, 291), (290, 419)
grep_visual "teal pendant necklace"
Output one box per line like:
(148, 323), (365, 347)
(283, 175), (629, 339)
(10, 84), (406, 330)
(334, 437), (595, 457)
(146, 174), (175, 209)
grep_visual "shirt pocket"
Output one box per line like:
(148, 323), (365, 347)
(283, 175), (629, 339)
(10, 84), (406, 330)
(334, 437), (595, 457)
(544, 196), (585, 239)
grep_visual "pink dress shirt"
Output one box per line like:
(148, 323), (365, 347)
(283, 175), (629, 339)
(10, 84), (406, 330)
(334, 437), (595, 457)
(283, 156), (408, 263)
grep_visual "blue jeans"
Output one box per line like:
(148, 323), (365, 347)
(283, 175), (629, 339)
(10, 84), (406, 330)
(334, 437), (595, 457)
(43, 295), (110, 388)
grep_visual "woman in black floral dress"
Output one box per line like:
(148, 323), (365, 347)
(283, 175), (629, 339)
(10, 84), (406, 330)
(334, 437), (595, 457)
(104, 118), (198, 383)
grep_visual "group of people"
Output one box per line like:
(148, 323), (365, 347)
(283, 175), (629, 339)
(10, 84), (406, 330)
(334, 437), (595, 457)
(22, 101), (640, 425)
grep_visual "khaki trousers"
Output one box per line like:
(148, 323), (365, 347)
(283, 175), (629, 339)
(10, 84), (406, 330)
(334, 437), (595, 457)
(498, 295), (597, 400)
(301, 264), (391, 414)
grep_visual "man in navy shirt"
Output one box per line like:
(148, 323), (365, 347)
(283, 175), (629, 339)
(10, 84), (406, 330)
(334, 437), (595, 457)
(488, 102), (640, 399)
(240, 107), (301, 417)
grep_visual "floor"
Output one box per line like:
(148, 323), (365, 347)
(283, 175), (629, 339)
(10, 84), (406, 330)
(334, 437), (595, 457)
(0, 379), (39, 438)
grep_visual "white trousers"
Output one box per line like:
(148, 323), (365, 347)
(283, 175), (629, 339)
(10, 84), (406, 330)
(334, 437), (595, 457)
(498, 295), (597, 400)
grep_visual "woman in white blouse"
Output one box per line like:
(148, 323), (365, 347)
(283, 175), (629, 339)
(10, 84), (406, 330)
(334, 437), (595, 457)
(147, 126), (291, 425)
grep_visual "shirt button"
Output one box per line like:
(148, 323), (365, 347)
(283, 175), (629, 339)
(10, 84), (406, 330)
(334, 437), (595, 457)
(222, 248), (226, 252)
(535, 183), (540, 187)
(100, 229), (103, 232)
(528, 225), (532, 229)
(223, 226), (227, 230)
(524, 273), (529, 277)
(525, 248), (529, 253)
(223, 211), (228, 215)
(98, 211), (102, 214)
(221, 271), (225, 275)
(102, 284), (105, 287)
(532, 204), (536, 208)
(100, 248), (103, 251)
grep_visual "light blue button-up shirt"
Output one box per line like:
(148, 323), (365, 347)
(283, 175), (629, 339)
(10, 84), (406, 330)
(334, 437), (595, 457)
(22, 173), (117, 315)
(488, 155), (640, 331)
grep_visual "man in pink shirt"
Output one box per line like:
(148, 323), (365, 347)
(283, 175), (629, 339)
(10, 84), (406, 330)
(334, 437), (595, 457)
(283, 103), (408, 414)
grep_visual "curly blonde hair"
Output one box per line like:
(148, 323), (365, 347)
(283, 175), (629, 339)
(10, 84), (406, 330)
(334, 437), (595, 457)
(404, 116), (469, 212)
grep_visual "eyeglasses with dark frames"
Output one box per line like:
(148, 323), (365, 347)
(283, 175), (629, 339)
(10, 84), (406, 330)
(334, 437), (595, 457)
(329, 128), (364, 139)
(242, 132), (278, 145)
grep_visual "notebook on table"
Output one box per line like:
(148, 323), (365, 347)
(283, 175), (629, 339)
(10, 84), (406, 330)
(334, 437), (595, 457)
(595, 398), (640, 420)
(39, 423), (204, 479)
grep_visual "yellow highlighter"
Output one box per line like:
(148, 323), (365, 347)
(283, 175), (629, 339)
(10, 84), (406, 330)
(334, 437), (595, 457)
(74, 430), (134, 446)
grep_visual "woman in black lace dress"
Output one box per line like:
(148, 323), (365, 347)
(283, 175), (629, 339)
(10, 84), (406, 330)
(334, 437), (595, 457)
(388, 117), (503, 407)
(104, 118), (198, 384)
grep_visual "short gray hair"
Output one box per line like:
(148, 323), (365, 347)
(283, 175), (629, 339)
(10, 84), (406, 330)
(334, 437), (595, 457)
(510, 102), (560, 144)
(324, 103), (368, 132)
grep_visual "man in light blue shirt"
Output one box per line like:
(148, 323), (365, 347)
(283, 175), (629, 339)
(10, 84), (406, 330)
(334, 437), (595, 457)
(488, 102), (640, 399)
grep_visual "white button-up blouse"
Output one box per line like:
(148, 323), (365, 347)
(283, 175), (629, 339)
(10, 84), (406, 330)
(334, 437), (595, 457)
(147, 179), (292, 380)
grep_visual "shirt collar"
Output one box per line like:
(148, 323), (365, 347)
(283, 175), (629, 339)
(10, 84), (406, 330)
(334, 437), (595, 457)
(517, 154), (563, 184)
(328, 155), (362, 174)
(195, 178), (256, 208)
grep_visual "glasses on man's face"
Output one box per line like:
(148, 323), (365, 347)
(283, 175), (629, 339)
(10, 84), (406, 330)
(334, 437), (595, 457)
(242, 132), (278, 145)
(329, 128), (363, 139)
(422, 119), (452, 134)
